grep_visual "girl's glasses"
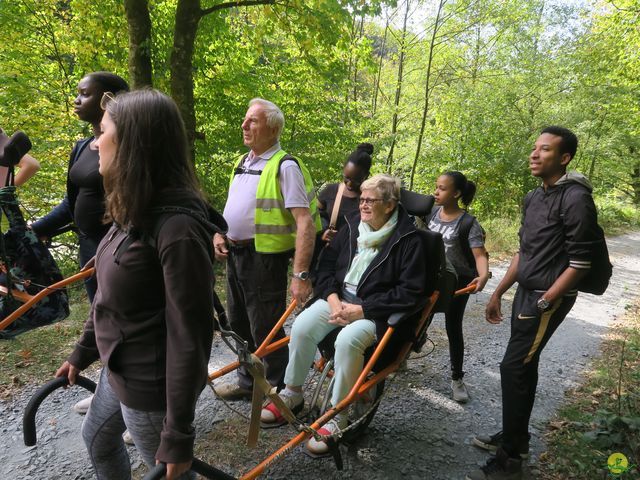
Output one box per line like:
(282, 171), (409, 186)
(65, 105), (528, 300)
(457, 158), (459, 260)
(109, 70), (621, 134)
(100, 91), (118, 111)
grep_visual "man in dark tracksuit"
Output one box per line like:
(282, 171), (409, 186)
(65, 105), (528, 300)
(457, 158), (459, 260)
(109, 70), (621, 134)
(466, 126), (602, 480)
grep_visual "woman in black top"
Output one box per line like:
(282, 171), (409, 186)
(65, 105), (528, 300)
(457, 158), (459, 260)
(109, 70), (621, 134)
(317, 143), (373, 243)
(31, 72), (129, 301)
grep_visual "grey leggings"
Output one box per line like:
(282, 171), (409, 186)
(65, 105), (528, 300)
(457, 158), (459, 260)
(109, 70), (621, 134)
(81, 368), (194, 479)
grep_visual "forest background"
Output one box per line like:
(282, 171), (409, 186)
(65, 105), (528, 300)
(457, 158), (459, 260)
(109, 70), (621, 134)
(1, 0), (639, 269)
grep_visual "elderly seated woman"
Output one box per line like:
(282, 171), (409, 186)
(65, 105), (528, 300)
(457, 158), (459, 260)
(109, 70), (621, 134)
(261, 173), (430, 455)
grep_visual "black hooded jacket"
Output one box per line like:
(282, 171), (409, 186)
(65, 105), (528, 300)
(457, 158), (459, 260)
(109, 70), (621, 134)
(68, 188), (227, 464)
(314, 204), (432, 341)
(517, 172), (600, 291)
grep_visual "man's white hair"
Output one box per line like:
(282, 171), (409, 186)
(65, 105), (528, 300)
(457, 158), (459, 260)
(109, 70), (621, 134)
(249, 98), (284, 139)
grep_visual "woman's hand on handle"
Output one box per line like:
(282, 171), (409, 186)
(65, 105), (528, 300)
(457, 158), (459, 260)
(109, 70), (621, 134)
(470, 273), (489, 293)
(55, 360), (81, 386)
(321, 228), (337, 243)
(164, 460), (192, 480)
(213, 233), (228, 261)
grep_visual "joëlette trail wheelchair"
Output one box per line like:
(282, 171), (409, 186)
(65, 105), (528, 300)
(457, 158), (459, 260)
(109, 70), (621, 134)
(21, 189), (476, 479)
(0, 128), (76, 339)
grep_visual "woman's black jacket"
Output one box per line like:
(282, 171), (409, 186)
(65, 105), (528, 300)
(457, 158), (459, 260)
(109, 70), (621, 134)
(314, 204), (432, 341)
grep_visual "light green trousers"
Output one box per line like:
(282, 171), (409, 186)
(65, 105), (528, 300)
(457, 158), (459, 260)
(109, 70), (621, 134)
(284, 299), (377, 407)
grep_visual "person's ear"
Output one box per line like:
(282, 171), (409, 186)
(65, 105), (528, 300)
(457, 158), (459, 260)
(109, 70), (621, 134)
(560, 152), (572, 167)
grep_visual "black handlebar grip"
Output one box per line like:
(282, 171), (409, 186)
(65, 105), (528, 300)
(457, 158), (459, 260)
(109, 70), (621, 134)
(142, 458), (236, 480)
(23, 375), (97, 446)
(0, 131), (32, 167)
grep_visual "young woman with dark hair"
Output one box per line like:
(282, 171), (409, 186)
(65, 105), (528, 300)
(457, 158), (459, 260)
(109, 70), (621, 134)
(55, 89), (226, 480)
(428, 171), (489, 403)
(31, 71), (130, 302)
(317, 142), (373, 243)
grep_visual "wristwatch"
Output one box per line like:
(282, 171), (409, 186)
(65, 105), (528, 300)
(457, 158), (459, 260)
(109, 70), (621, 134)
(537, 297), (551, 312)
(293, 271), (310, 281)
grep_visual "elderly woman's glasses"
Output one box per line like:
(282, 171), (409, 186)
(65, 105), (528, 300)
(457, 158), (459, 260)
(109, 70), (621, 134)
(359, 197), (384, 206)
(100, 91), (118, 111)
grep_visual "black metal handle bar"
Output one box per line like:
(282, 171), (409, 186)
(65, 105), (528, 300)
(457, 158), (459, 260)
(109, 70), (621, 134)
(23, 375), (97, 446)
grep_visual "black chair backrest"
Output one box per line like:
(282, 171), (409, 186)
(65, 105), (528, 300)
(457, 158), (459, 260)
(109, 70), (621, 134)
(414, 227), (443, 298)
(400, 189), (435, 219)
(0, 128), (32, 168)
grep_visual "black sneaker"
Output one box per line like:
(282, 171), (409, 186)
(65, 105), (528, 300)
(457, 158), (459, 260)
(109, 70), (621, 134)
(473, 431), (530, 459)
(465, 448), (523, 480)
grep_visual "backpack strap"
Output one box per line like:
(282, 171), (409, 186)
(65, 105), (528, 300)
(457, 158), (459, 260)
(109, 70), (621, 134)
(329, 182), (346, 230)
(457, 212), (477, 273)
(276, 153), (299, 179)
(233, 153), (300, 179)
(113, 206), (223, 264)
(233, 154), (262, 177)
(143, 206), (223, 250)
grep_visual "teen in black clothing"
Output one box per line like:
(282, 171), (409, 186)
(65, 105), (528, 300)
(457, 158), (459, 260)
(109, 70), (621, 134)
(317, 143), (373, 243)
(31, 72), (129, 302)
(467, 127), (601, 480)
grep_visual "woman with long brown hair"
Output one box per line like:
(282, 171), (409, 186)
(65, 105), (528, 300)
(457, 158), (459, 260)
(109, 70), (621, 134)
(55, 89), (226, 480)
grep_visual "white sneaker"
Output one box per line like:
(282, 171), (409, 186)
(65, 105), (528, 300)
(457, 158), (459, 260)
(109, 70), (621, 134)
(123, 430), (135, 445)
(451, 378), (469, 403)
(72, 395), (93, 414)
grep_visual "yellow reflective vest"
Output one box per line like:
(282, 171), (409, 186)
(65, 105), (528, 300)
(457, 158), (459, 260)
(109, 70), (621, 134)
(229, 149), (321, 253)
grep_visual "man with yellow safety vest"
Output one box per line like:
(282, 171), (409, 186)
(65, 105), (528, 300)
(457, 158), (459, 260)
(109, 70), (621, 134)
(213, 98), (321, 399)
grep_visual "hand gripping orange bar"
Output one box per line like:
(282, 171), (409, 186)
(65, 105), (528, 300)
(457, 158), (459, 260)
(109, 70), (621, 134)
(208, 299), (297, 382)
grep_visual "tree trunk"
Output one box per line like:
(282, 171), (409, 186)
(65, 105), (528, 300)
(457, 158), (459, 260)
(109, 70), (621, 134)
(124, 0), (153, 88)
(170, 0), (202, 161)
(168, 0), (278, 161)
(352, 14), (365, 104)
(409, 0), (445, 189)
(631, 158), (640, 205)
(385, 0), (411, 173)
(372, 14), (390, 117)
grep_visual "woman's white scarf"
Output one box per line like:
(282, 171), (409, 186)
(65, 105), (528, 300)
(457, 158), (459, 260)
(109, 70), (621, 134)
(344, 209), (398, 287)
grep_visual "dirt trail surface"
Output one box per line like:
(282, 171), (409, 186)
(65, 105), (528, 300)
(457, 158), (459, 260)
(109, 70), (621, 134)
(1, 231), (639, 480)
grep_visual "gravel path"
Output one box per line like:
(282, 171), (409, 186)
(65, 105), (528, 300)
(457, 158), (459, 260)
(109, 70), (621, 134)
(1, 231), (639, 480)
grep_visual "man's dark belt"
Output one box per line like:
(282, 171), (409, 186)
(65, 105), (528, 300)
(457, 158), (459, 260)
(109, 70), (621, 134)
(227, 238), (254, 249)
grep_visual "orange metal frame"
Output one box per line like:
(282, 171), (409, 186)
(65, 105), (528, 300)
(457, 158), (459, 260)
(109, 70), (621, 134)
(0, 267), (95, 332)
(3, 259), (478, 478)
(209, 282), (478, 479)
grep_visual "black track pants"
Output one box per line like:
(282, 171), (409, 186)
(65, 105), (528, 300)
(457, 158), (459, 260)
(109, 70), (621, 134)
(500, 286), (576, 456)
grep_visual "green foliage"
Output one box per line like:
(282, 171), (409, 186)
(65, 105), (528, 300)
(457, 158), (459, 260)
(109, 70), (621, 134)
(595, 195), (640, 236)
(0, 300), (90, 399)
(539, 303), (640, 479)
(1, 0), (638, 264)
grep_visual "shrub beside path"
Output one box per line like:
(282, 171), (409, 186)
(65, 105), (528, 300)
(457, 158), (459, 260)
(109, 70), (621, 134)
(1, 231), (639, 479)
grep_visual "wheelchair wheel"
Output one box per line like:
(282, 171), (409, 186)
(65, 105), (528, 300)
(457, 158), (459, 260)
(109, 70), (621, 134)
(342, 379), (385, 443)
(308, 358), (386, 444)
(307, 358), (334, 422)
